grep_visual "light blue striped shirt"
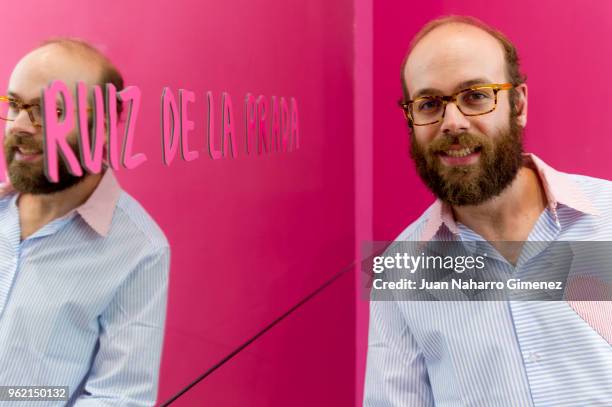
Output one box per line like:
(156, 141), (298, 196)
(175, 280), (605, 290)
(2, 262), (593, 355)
(0, 170), (170, 406)
(364, 154), (612, 406)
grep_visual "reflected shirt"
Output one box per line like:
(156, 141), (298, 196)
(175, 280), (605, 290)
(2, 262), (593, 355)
(0, 170), (170, 406)
(364, 154), (612, 406)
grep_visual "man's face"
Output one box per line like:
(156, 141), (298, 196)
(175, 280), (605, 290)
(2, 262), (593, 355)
(403, 23), (527, 206)
(4, 45), (101, 194)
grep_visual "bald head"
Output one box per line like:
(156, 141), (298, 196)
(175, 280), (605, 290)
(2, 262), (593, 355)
(10, 44), (102, 103)
(404, 23), (506, 101)
(9, 38), (124, 116)
(401, 16), (525, 102)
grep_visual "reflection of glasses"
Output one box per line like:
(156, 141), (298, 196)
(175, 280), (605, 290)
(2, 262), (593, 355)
(0, 96), (65, 128)
(398, 83), (513, 126)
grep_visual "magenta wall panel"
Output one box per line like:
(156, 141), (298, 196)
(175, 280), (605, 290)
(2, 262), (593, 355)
(172, 272), (355, 406)
(0, 0), (355, 404)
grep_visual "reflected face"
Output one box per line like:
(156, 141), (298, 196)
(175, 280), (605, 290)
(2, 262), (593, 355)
(403, 23), (524, 206)
(4, 45), (101, 194)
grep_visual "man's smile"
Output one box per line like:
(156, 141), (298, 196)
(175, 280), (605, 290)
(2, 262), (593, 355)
(13, 146), (43, 162)
(436, 144), (482, 166)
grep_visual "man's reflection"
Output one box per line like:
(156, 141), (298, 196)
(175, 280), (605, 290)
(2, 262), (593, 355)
(0, 38), (169, 406)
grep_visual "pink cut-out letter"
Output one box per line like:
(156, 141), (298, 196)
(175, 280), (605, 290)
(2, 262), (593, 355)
(280, 97), (290, 152)
(118, 86), (147, 169)
(290, 97), (300, 151)
(256, 95), (268, 154)
(207, 91), (222, 160)
(222, 93), (237, 158)
(245, 93), (256, 155)
(161, 87), (180, 166)
(270, 96), (281, 152)
(76, 82), (104, 174)
(42, 80), (82, 183)
(105, 84), (120, 169)
(179, 89), (199, 162)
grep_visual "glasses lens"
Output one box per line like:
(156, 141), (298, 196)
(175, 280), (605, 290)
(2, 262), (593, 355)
(30, 104), (43, 125)
(412, 97), (443, 125)
(0, 97), (14, 121)
(458, 88), (496, 115)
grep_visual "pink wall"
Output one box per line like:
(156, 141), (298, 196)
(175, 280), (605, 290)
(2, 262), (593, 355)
(360, 0), (612, 404)
(173, 272), (355, 406)
(1, 1), (355, 405)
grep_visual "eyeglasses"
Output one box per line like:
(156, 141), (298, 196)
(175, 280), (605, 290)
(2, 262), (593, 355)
(0, 96), (65, 128)
(398, 83), (513, 126)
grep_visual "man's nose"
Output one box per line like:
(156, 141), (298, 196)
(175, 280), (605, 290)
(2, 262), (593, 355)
(7, 109), (38, 135)
(440, 102), (470, 134)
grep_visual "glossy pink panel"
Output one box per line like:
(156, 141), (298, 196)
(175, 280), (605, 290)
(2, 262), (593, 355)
(0, 0), (355, 403)
(165, 271), (355, 406)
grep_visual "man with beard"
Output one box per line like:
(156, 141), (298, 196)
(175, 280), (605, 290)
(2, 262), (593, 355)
(0, 39), (169, 405)
(364, 16), (612, 406)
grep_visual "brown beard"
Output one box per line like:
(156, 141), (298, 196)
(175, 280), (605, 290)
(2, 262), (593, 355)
(409, 112), (524, 206)
(4, 133), (85, 195)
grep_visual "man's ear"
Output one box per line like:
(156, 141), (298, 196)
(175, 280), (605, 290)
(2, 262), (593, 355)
(514, 83), (528, 128)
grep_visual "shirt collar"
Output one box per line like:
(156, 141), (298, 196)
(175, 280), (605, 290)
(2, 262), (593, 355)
(420, 153), (599, 241)
(0, 169), (121, 237)
(75, 169), (121, 237)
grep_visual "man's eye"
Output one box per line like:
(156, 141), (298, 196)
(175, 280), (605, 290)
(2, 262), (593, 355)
(464, 91), (491, 103)
(8, 101), (19, 110)
(417, 99), (441, 112)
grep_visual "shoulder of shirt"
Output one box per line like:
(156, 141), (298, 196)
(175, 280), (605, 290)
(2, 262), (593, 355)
(394, 201), (438, 241)
(0, 184), (16, 214)
(565, 172), (612, 209)
(390, 171), (611, 243)
(0, 183), (15, 202)
(112, 191), (170, 252)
